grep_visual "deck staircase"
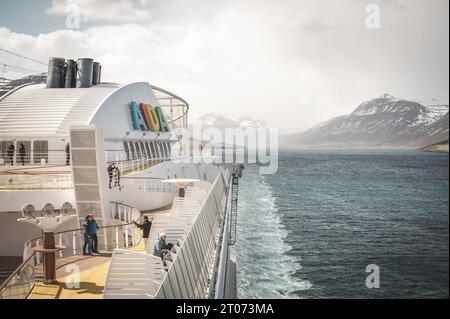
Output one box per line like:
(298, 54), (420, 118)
(104, 181), (213, 298)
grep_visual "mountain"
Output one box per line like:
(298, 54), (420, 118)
(190, 113), (268, 135)
(282, 94), (449, 148)
(418, 139), (449, 153)
(188, 113), (269, 147)
(0, 74), (47, 97)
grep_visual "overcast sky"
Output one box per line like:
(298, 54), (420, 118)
(0, 0), (448, 129)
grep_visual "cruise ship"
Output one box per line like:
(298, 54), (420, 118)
(0, 57), (241, 299)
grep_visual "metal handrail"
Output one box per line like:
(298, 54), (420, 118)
(0, 83), (34, 102)
(209, 171), (232, 299)
(0, 251), (37, 296)
(0, 221), (136, 298)
(151, 85), (189, 123)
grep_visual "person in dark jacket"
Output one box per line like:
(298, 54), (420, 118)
(134, 216), (152, 251)
(88, 214), (100, 254)
(65, 143), (70, 165)
(82, 216), (92, 256)
(107, 163), (116, 188)
(18, 143), (25, 165)
(7, 143), (14, 166)
(114, 165), (121, 190)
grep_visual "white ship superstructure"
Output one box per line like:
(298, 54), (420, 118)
(0, 57), (240, 299)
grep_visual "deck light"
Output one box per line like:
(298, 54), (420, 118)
(42, 203), (55, 217)
(22, 204), (36, 219)
(60, 202), (73, 215)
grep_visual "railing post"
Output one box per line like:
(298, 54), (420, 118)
(125, 228), (129, 247)
(59, 233), (63, 258)
(35, 239), (40, 264)
(115, 228), (119, 249)
(72, 231), (77, 255)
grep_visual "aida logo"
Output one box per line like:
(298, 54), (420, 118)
(129, 101), (170, 132)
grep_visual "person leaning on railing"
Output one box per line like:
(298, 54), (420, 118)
(133, 216), (152, 251)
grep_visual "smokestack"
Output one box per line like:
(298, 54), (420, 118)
(64, 59), (76, 88)
(76, 58), (94, 88)
(46, 57), (66, 88)
(92, 62), (101, 85)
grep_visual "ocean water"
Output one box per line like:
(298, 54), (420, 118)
(234, 149), (449, 299)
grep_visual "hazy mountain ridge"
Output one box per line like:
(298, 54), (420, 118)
(189, 113), (268, 137)
(282, 94), (449, 148)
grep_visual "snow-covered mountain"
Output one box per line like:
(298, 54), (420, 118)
(282, 94), (449, 148)
(236, 116), (268, 128)
(191, 113), (267, 130)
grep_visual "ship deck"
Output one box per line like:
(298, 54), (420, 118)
(26, 207), (169, 299)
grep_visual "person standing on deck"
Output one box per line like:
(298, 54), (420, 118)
(133, 216), (152, 251)
(65, 143), (70, 165)
(18, 143), (25, 165)
(82, 216), (92, 256)
(88, 214), (100, 254)
(107, 163), (116, 188)
(114, 165), (121, 190)
(7, 143), (14, 166)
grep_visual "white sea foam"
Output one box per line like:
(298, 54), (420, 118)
(234, 168), (312, 299)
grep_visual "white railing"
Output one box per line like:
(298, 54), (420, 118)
(0, 150), (70, 167)
(110, 201), (141, 223)
(0, 174), (72, 191)
(210, 171), (233, 298)
(0, 222), (140, 299)
(154, 173), (226, 298)
(120, 176), (178, 193)
(103, 172), (227, 299)
(106, 150), (172, 175)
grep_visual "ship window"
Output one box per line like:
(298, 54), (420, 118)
(155, 142), (162, 158)
(134, 141), (142, 158)
(16, 141), (31, 164)
(123, 141), (130, 160)
(128, 141), (136, 159)
(144, 142), (151, 158)
(139, 141), (146, 157)
(163, 142), (169, 158)
(149, 142), (156, 158)
(33, 140), (48, 164)
(0, 141), (13, 164)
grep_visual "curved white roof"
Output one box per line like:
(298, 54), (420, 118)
(0, 83), (121, 136)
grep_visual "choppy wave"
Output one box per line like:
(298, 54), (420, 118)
(234, 166), (312, 299)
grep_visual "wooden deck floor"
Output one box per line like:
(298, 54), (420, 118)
(26, 206), (173, 299)
(28, 254), (111, 299)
